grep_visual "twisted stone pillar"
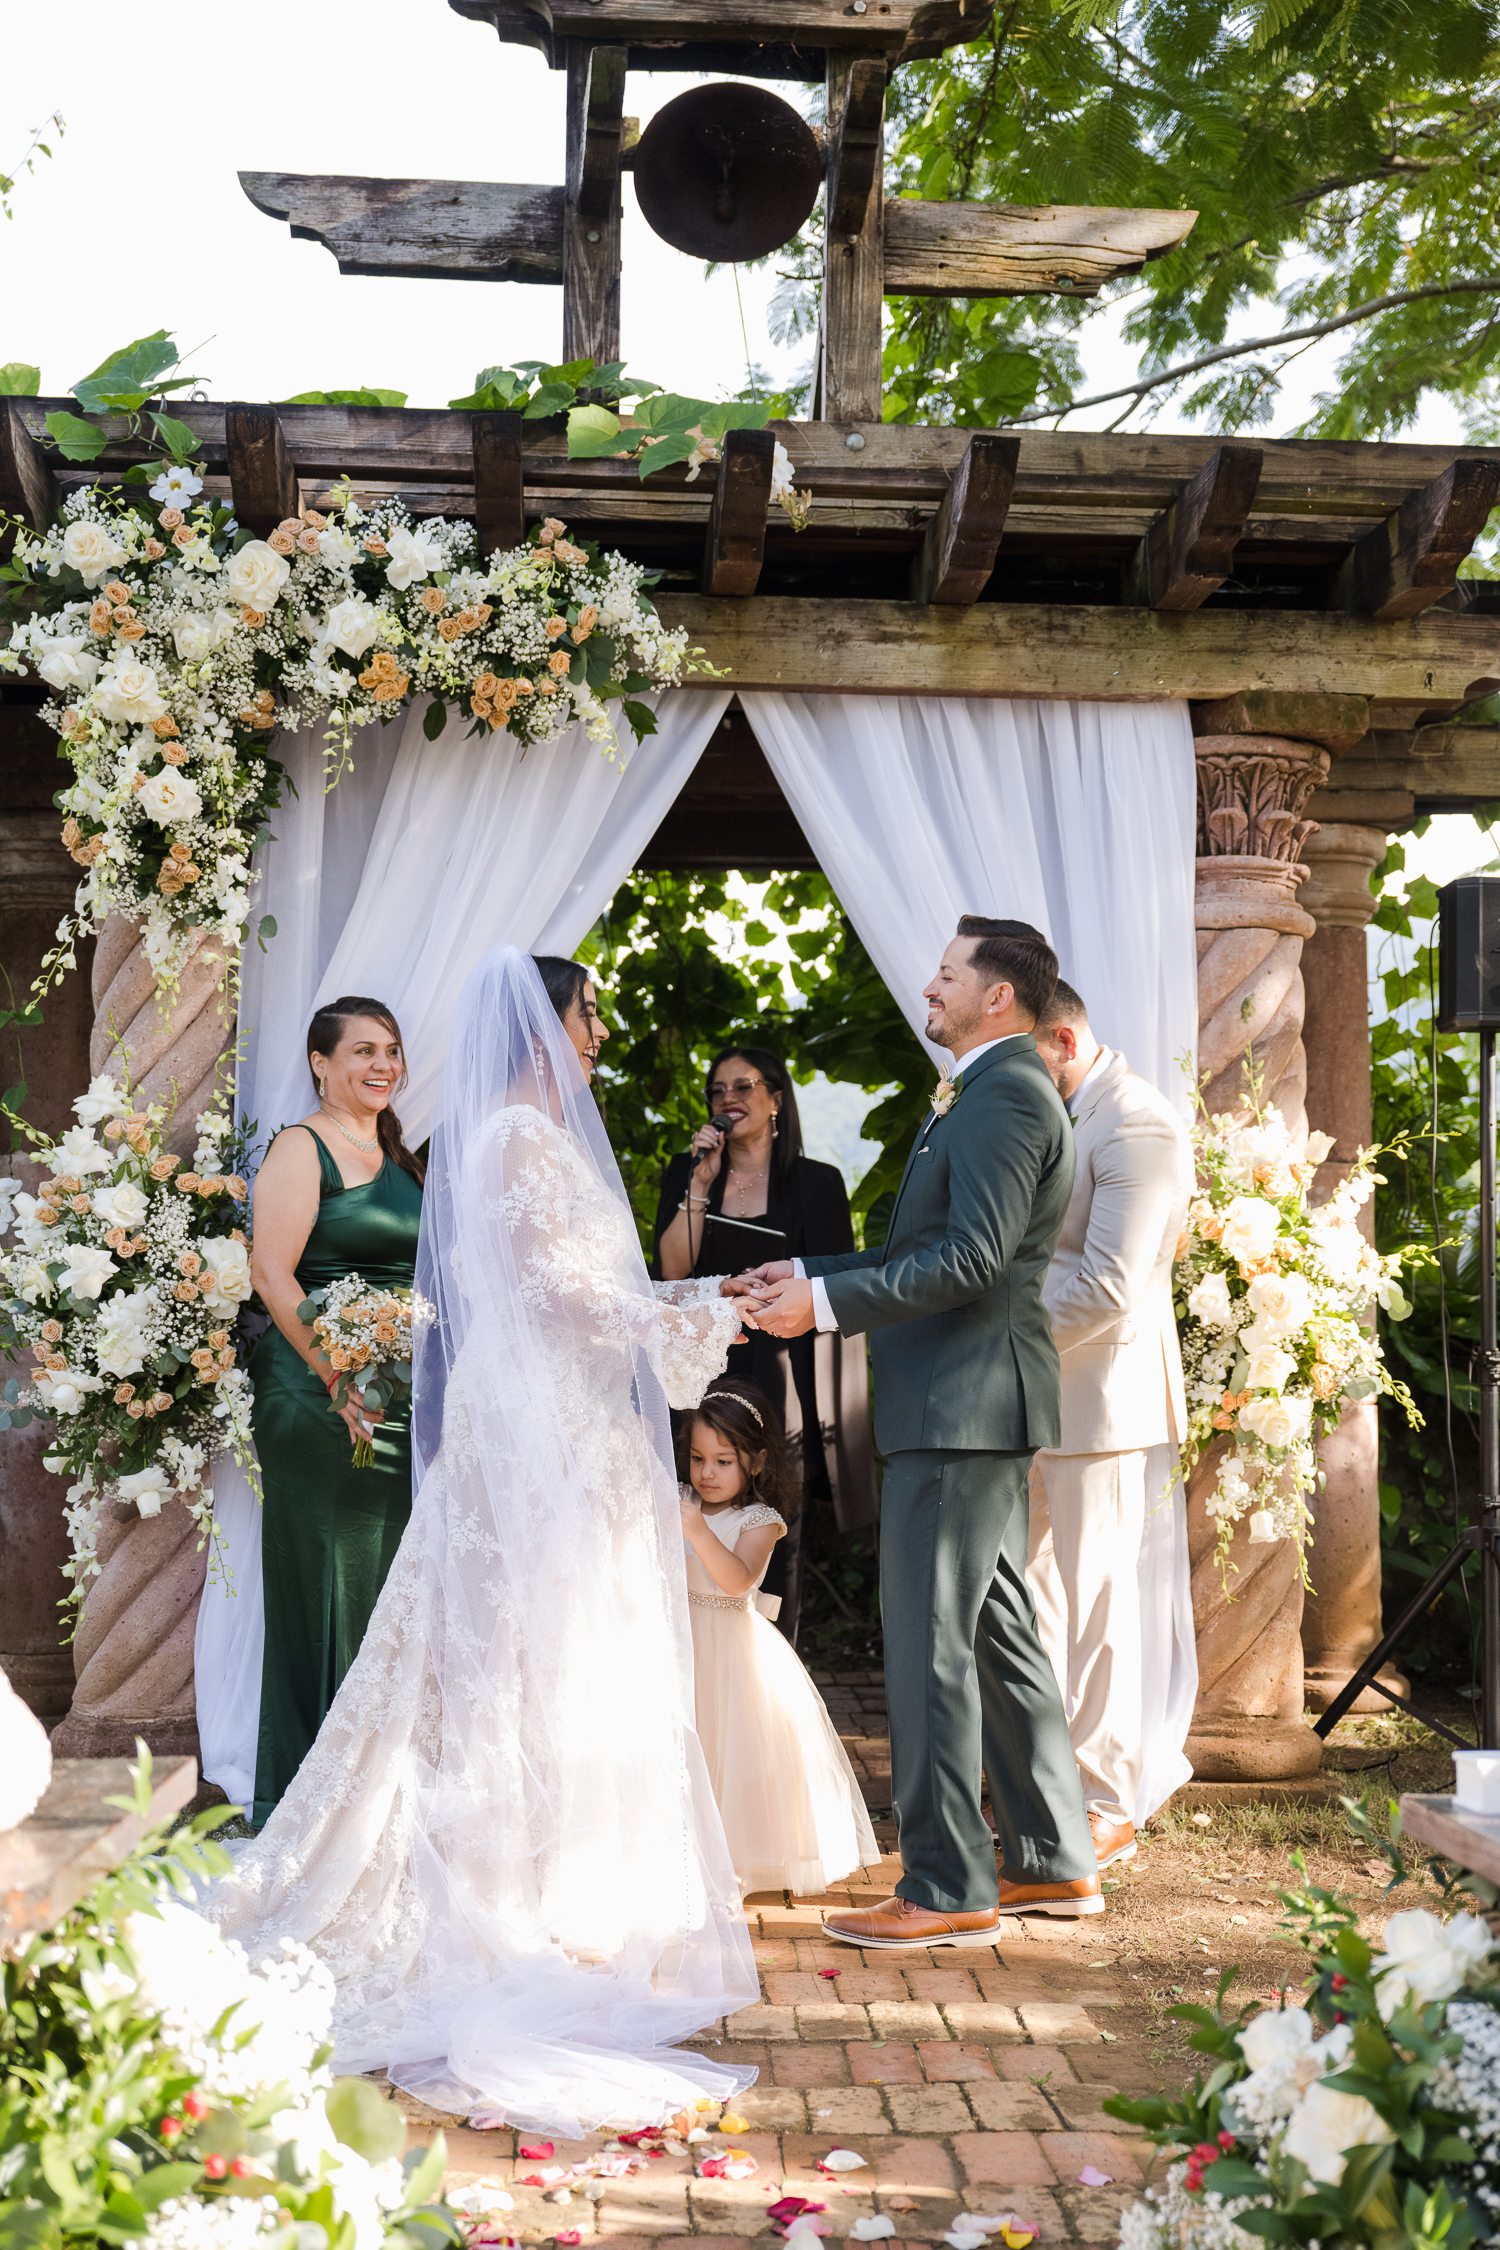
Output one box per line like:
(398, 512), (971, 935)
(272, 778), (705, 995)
(49, 912), (235, 1763)
(1184, 700), (1365, 1780)
(1297, 822), (1405, 1713)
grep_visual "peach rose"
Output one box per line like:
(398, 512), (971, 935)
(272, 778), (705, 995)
(208, 1329), (229, 1348)
(241, 606), (266, 629)
(115, 1383), (136, 1404)
(420, 588), (447, 614)
(297, 527), (321, 553)
(470, 602), (493, 626)
(549, 649), (571, 677)
(151, 715), (179, 739)
(158, 507), (185, 531)
(364, 536), (388, 557)
(178, 1250), (202, 1275)
(277, 518), (302, 538)
(116, 619), (147, 643)
(268, 529), (297, 556)
(175, 1173), (200, 1193)
(61, 816), (82, 849)
(144, 538), (166, 561)
(89, 599), (113, 635)
(126, 1399), (145, 1419)
(473, 670), (499, 698)
(103, 581), (132, 606)
(40, 1319), (63, 1343)
(161, 742), (188, 766)
(151, 1392), (172, 1412)
(175, 1279), (199, 1301)
(437, 615), (464, 643)
(301, 508), (326, 529)
(544, 615), (567, 639)
(172, 525), (197, 550)
(150, 1155), (179, 1180)
(191, 1348), (214, 1370)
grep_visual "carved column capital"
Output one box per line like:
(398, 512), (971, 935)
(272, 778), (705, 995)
(1194, 734), (1331, 863)
(1296, 821), (1388, 931)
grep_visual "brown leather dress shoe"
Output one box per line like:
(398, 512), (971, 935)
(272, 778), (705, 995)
(823, 1895), (1002, 1949)
(995, 1872), (1104, 1917)
(1088, 1811), (1137, 1869)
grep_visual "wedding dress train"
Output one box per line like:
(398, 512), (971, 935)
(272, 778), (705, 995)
(201, 948), (758, 2136)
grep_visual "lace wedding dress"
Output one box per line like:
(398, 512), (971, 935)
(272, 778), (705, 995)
(202, 948), (757, 2136)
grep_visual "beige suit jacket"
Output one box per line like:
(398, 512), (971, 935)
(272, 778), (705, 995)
(1042, 1050), (1193, 1455)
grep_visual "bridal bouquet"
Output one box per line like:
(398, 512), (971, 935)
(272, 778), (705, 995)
(1174, 1099), (1419, 1572)
(297, 1275), (413, 1468)
(0, 1081), (256, 1609)
(0, 1748), (462, 2250)
(1110, 1862), (1500, 2250)
(1, 478), (697, 993)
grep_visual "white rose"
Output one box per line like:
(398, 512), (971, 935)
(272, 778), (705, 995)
(1372, 1908), (1493, 2020)
(383, 524), (444, 591)
(1281, 2080), (1394, 2185)
(1310, 1219), (1363, 1284)
(11, 1194), (52, 1254)
(35, 635), (102, 696)
(323, 596), (382, 659)
(61, 518), (129, 588)
(96, 1287), (157, 1377)
(137, 769), (204, 825)
(1304, 1129), (1336, 1165)
(47, 1125), (113, 1178)
(59, 1243), (120, 1301)
(1245, 1271), (1313, 1337)
(1187, 1270), (1235, 1327)
(1244, 1344), (1296, 1394)
(1218, 1196), (1282, 1262)
(92, 1179), (150, 1231)
(36, 1369), (105, 1415)
(173, 614), (217, 663)
(1238, 2006), (1316, 2073)
(95, 659), (168, 726)
(16, 1259), (54, 1305)
(197, 1236), (253, 1309)
(225, 540), (292, 612)
(74, 1074), (130, 1128)
(116, 1463), (172, 1517)
(1239, 1392), (1314, 1448)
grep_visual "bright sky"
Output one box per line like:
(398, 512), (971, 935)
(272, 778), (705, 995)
(0, 5), (1467, 441)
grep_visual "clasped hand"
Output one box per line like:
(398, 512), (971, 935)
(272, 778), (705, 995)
(717, 1260), (817, 1339)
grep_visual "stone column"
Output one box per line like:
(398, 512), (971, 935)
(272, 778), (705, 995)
(48, 912), (234, 1763)
(1183, 695), (1367, 1781)
(1, 709), (98, 1718)
(1297, 821), (1405, 1712)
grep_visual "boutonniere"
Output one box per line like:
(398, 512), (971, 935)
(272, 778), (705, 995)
(930, 1067), (960, 1118)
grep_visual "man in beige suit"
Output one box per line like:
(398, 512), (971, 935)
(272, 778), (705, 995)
(1029, 980), (1196, 1870)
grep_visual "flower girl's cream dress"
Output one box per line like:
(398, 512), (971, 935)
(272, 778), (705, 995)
(683, 1496), (880, 1895)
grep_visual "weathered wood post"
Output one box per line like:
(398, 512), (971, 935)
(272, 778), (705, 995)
(1297, 820), (1406, 1712)
(48, 915), (234, 1763)
(1184, 691), (1368, 1781)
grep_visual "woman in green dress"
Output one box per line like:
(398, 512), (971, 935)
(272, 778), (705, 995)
(247, 995), (424, 1827)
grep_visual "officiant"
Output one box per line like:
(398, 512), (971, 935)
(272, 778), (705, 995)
(654, 1045), (878, 1642)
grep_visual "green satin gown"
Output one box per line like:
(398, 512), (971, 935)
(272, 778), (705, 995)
(251, 1126), (423, 1826)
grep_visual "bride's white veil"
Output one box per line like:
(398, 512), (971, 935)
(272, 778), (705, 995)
(385, 945), (757, 2131)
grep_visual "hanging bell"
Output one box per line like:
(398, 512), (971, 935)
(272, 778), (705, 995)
(632, 82), (823, 263)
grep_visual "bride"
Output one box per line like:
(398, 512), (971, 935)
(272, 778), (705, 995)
(202, 945), (759, 2135)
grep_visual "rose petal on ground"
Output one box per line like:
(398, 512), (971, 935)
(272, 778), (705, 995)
(819, 2149), (868, 2172)
(1001, 2227), (1039, 2247)
(1077, 2169), (1113, 2187)
(850, 2222), (897, 2241)
(720, 2114), (750, 2133)
(519, 2143), (555, 2159)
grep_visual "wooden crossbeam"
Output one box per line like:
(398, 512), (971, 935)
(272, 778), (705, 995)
(471, 411), (527, 556)
(238, 171), (564, 284)
(651, 594), (1500, 704)
(450, 0), (991, 73)
(701, 429), (776, 596)
(910, 434), (1019, 605)
(1339, 456), (1500, 621)
(828, 59), (886, 238)
(564, 49), (626, 367)
(1125, 444), (1263, 612)
(882, 199), (1198, 299)
(225, 404), (298, 538)
(0, 400), (59, 558)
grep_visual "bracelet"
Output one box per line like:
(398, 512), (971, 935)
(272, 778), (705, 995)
(678, 1195), (710, 1213)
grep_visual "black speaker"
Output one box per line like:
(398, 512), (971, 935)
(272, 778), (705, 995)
(1437, 874), (1500, 1032)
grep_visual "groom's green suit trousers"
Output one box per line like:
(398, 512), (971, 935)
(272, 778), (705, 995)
(805, 1036), (1095, 1912)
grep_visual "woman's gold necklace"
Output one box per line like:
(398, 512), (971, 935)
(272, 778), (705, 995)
(321, 1106), (380, 1155)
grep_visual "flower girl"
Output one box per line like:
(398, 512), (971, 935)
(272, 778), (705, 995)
(678, 1384), (880, 1895)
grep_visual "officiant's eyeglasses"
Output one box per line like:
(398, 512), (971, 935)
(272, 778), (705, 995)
(707, 1075), (766, 1103)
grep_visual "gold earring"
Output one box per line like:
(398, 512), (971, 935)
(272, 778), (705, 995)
(771, 1111), (779, 1139)
(317, 1074), (327, 1099)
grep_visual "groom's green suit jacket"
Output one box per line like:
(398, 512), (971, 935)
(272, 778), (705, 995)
(805, 1036), (1076, 1455)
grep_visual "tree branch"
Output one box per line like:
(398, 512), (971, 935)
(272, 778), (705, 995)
(1011, 274), (1500, 425)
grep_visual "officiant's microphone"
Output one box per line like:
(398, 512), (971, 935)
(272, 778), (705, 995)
(682, 1112), (736, 1164)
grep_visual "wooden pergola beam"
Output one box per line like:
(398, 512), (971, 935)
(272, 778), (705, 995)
(652, 594), (1500, 704)
(910, 434), (1019, 605)
(564, 46), (627, 366)
(225, 404), (298, 538)
(450, 0), (993, 72)
(238, 171), (565, 284)
(818, 55), (885, 424)
(701, 430), (775, 597)
(0, 400), (59, 558)
(1340, 455), (1500, 621)
(827, 59), (886, 239)
(882, 199), (1198, 299)
(1125, 444), (1263, 612)
(471, 411), (527, 556)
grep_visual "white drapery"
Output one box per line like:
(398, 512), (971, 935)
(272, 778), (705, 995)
(741, 694), (1198, 1108)
(195, 691), (731, 1808)
(740, 692), (1200, 1818)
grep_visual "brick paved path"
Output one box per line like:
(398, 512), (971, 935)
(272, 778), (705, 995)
(404, 1670), (1157, 2250)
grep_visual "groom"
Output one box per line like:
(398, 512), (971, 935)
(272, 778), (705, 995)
(737, 917), (1101, 1941)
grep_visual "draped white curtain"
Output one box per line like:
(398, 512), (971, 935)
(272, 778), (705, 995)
(741, 695), (1198, 1108)
(195, 690), (731, 1807)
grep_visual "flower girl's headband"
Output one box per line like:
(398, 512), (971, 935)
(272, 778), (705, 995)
(705, 1388), (763, 1428)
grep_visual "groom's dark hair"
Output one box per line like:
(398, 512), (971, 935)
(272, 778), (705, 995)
(1036, 978), (1088, 1032)
(956, 915), (1058, 1026)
